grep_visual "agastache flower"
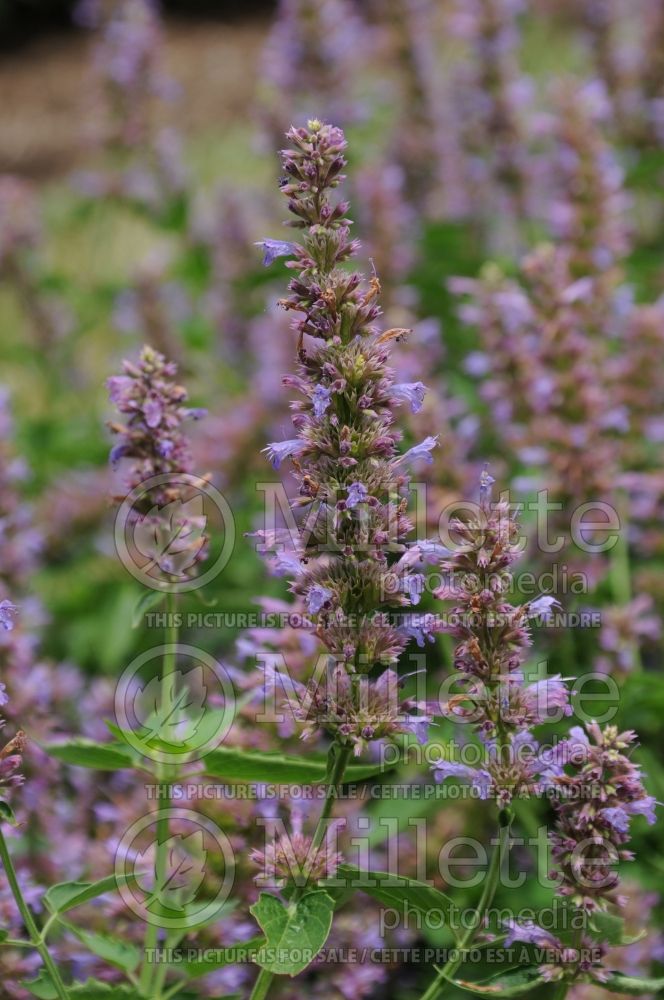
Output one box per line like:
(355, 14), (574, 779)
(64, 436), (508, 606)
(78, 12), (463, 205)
(250, 808), (343, 888)
(256, 120), (431, 754)
(0, 601), (18, 632)
(544, 78), (631, 281)
(257, 0), (369, 150)
(107, 345), (209, 580)
(391, 382), (427, 413)
(451, 0), (533, 239)
(280, 662), (432, 757)
(430, 473), (570, 802)
(549, 722), (656, 911)
(255, 239), (297, 266)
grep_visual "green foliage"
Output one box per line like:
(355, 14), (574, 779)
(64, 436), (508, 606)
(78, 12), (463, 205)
(250, 891), (335, 976)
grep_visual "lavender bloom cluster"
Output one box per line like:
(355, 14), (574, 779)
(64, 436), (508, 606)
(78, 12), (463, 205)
(257, 120), (436, 754)
(432, 472), (569, 804)
(107, 345), (208, 579)
(451, 0), (533, 232)
(507, 722), (657, 987)
(257, 0), (369, 150)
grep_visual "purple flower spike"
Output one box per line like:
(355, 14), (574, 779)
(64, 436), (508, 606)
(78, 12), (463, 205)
(255, 239), (297, 266)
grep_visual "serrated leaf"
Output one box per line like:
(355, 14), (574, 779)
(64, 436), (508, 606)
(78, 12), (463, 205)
(180, 936), (264, 980)
(203, 746), (390, 784)
(590, 909), (648, 948)
(591, 910), (626, 946)
(44, 872), (139, 915)
(131, 589), (166, 628)
(136, 831), (206, 910)
(450, 966), (546, 996)
(0, 798), (18, 826)
(43, 740), (135, 771)
(64, 926), (141, 973)
(602, 972), (664, 994)
(331, 864), (458, 935)
(250, 890), (334, 976)
(133, 668), (206, 746)
(23, 973), (139, 999)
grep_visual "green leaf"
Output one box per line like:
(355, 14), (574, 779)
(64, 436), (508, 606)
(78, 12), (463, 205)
(131, 589), (166, 628)
(0, 928), (9, 942)
(590, 909), (648, 948)
(330, 864), (459, 938)
(64, 926), (141, 973)
(589, 909), (648, 948)
(602, 972), (664, 995)
(449, 966), (547, 996)
(44, 872), (139, 915)
(0, 799), (18, 827)
(203, 747), (389, 784)
(23, 973), (140, 998)
(250, 890), (334, 976)
(43, 740), (135, 771)
(180, 936), (264, 980)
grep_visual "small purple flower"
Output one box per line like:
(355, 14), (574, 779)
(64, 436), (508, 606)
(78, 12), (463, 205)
(528, 595), (561, 619)
(143, 395), (163, 429)
(503, 919), (562, 949)
(273, 553), (303, 578)
(399, 613), (440, 647)
(433, 760), (493, 799)
(397, 435), (438, 467)
(263, 438), (307, 470)
(0, 682), (8, 707)
(311, 385), (332, 419)
(401, 714), (431, 745)
(106, 374), (133, 405)
(522, 675), (572, 723)
(0, 600), (18, 632)
(391, 381), (427, 414)
(627, 795), (657, 825)
(255, 239), (297, 266)
(307, 585), (333, 614)
(601, 806), (631, 833)
(402, 573), (424, 606)
(345, 481), (368, 508)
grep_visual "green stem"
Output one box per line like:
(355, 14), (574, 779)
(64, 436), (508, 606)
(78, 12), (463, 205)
(419, 815), (513, 1000)
(249, 742), (352, 1000)
(138, 591), (179, 998)
(0, 826), (70, 1000)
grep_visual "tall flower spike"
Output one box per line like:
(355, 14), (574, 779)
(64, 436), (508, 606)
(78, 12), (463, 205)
(432, 473), (570, 804)
(257, 120), (436, 751)
(107, 345), (208, 580)
(549, 722), (656, 912)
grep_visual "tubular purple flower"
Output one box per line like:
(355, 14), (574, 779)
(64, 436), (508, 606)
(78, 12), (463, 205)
(391, 381), (427, 413)
(256, 239), (297, 266)
(0, 601), (18, 632)
(397, 435), (438, 466)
